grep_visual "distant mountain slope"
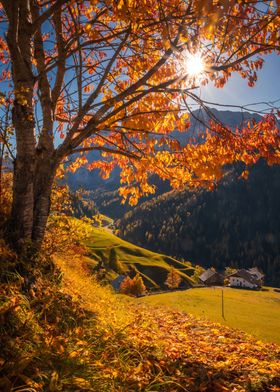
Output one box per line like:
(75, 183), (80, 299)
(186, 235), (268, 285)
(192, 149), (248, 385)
(91, 175), (171, 219)
(172, 107), (262, 145)
(67, 108), (263, 197)
(116, 160), (280, 287)
(66, 150), (121, 192)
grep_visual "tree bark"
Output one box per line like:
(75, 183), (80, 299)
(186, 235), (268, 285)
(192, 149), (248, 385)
(10, 145), (57, 250)
(32, 155), (57, 245)
(6, 1), (37, 248)
(10, 101), (36, 246)
(0, 141), (3, 217)
(3, 1), (59, 251)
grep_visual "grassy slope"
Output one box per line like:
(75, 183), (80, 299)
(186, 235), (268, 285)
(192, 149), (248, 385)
(2, 242), (279, 391)
(84, 226), (195, 288)
(54, 253), (280, 391)
(142, 287), (280, 344)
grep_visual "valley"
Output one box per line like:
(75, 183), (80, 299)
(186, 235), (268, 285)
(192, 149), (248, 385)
(69, 109), (280, 288)
(64, 219), (280, 345)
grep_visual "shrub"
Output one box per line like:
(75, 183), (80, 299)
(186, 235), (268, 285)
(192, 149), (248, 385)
(43, 216), (93, 256)
(0, 172), (13, 234)
(165, 267), (182, 289)
(192, 265), (205, 284)
(120, 274), (146, 297)
(225, 266), (238, 276)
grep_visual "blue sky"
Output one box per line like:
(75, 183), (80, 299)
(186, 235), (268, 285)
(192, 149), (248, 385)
(200, 53), (280, 113)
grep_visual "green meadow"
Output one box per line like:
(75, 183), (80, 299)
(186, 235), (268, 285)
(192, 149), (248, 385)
(142, 286), (280, 344)
(85, 226), (195, 288)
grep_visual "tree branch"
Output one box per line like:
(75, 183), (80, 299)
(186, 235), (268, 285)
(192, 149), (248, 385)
(68, 146), (140, 160)
(51, 7), (66, 107)
(210, 47), (273, 72)
(31, 2), (54, 150)
(32, 0), (70, 33)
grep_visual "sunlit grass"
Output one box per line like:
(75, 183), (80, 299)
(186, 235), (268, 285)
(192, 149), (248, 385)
(142, 287), (280, 344)
(80, 221), (195, 287)
(2, 221), (280, 391)
(54, 253), (134, 330)
(54, 254), (280, 390)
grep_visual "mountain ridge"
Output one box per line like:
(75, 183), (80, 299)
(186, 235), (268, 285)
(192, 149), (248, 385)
(67, 107), (264, 193)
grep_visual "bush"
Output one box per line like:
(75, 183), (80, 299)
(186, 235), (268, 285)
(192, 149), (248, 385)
(165, 267), (182, 289)
(0, 172), (13, 234)
(192, 265), (205, 284)
(120, 274), (146, 297)
(43, 216), (93, 256)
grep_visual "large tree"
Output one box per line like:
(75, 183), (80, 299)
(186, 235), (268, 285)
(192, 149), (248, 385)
(0, 0), (279, 249)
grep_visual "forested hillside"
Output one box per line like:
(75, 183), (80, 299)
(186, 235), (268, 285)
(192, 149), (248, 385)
(117, 160), (280, 287)
(68, 110), (280, 287)
(91, 176), (171, 219)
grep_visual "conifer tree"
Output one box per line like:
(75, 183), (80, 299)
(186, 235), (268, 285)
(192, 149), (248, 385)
(132, 274), (146, 297)
(119, 276), (133, 295)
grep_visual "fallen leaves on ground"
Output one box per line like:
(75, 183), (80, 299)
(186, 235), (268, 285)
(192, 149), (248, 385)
(56, 254), (280, 391)
(0, 251), (279, 391)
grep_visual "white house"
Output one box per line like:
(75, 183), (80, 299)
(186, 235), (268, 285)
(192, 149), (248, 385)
(228, 269), (260, 289)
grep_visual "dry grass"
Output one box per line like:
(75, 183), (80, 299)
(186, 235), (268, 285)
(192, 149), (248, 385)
(142, 286), (280, 344)
(1, 226), (280, 391)
(54, 253), (134, 330)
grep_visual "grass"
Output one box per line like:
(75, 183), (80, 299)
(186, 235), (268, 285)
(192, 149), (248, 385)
(54, 253), (134, 330)
(1, 234), (280, 391)
(1, 216), (279, 391)
(92, 213), (114, 227)
(53, 253), (280, 391)
(141, 286), (280, 344)
(84, 226), (195, 288)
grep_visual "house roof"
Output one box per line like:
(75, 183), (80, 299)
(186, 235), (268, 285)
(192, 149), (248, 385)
(199, 269), (222, 282)
(111, 275), (126, 290)
(229, 269), (258, 285)
(248, 267), (265, 279)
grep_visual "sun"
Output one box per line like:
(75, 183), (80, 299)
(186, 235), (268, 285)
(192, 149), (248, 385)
(184, 52), (205, 77)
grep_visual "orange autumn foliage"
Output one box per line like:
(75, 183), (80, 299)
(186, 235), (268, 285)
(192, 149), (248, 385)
(165, 267), (182, 289)
(120, 274), (146, 297)
(0, 1), (279, 242)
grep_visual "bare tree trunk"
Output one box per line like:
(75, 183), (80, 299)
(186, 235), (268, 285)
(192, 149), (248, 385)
(5, 0), (37, 248)
(2, 1), (60, 251)
(0, 140), (3, 217)
(32, 156), (57, 245)
(10, 102), (36, 246)
(30, 0), (57, 247)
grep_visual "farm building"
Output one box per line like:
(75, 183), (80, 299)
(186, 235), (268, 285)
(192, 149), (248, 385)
(228, 269), (261, 289)
(248, 267), (265, 286)
(111, 275), (126, 291)
(199, 269), (224, 286)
